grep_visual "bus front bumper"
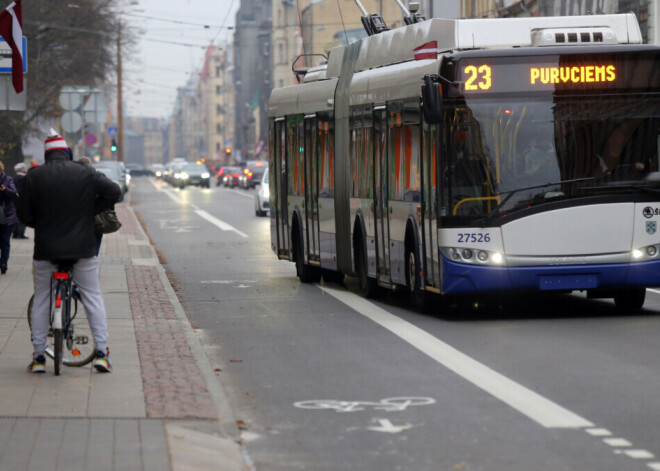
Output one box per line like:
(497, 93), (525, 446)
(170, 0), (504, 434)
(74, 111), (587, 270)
(440, 256), (660, 295)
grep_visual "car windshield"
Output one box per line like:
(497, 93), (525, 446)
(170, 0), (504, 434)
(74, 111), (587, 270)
(184, 164), (205, 172)
(441, 95), (660, 224)
(97, 167), (120, 181)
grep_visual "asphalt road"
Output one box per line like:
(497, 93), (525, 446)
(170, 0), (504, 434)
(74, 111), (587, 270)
(129, 176), (660, 471)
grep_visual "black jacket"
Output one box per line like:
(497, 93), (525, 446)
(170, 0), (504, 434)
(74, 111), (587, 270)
(17, 150), (121, 261)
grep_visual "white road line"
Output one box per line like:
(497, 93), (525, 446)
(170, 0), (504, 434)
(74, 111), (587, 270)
(647, 462), (660, 470)
(625, 450), (655, 459)
(148, 178), (183, 204)
(221, 189), (254, 200)
(195, 209), (248, 238)
(319, 285), (593, 429)
(587, 428), (612, 436)
(149, 180), (247, 237)
(604, 438), (632, 447)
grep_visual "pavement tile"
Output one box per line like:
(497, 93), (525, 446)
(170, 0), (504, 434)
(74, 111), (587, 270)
(0, 418), (39, 470)
(29, 419), (66, 471)
(0, 204), (243, 471)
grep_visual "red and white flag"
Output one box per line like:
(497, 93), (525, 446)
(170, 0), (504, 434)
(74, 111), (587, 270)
(0, 0), (23, 93)
(413, 41), (437, 61)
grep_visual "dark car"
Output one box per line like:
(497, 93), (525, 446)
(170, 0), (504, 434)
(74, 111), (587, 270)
(238, 160), (268, 189)
(178, 163), (211, 188)
(222, 167), (242, 188)
(216, 166), (234, 187)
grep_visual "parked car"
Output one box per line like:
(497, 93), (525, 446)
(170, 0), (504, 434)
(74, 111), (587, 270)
(95, 166), (124, 202)
(125, 163), (150, 176)
(254, 168), (270, 217)
(95, 161), (128, 195)
(178, 163), (211, 188)
(238, 160), (268, 189)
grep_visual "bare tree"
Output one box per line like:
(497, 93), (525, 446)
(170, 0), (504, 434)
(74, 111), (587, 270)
(0, 1), (134, 169)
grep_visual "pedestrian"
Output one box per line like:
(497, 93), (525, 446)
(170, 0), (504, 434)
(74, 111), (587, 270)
(77, 157), (104, 256)
(17, 131), (121, 373)
(0, 161), (19, 274)
(12, 162), (28, 239)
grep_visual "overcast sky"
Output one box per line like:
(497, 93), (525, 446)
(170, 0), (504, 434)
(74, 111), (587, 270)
(122, 0), (239, 120)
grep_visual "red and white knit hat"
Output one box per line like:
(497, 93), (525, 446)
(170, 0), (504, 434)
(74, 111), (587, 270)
(44, 129), (68, 153)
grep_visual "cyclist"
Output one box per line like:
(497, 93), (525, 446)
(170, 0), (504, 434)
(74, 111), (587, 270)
(17, 131), (121, 373)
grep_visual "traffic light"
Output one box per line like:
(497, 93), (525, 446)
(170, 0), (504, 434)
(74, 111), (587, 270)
(110, 139), (118, 152)
(225, 147), (231, 156)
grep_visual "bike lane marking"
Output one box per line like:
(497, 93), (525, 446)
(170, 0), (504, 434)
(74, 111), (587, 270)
(148, 179), (248, 238)
(320, 285), (591, 429)
(320, 286), (660, 467)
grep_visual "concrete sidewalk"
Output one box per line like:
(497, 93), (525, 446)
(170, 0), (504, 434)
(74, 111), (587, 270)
(0, 204), (248, 471)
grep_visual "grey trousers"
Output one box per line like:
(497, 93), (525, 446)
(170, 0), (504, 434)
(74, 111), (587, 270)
(30, 257), (109, 357)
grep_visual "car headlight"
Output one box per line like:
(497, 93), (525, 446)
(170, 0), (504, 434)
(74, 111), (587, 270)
(201, 172), (210, 179)
(155, 171), (162, 177)
(180, 172), (189, 179)
(441, 247), (505, 266)
(631, 244), (660, 262)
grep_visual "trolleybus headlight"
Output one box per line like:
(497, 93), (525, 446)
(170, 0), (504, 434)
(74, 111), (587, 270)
(441, 247), (505, 266)
(632, 249), (644, 260)
(647, 245), (657, 257)
(491, 252), (504, 264)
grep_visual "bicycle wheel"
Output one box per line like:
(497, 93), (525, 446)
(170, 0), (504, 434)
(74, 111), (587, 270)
(27, 291), (96, 367)
(53, 328), (63, 376)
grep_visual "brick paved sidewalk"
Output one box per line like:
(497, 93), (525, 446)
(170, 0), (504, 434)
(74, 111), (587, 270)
(0, 203), (247, 471)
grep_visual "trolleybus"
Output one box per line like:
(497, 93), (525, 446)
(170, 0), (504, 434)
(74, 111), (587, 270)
(268, 13), (660, 311)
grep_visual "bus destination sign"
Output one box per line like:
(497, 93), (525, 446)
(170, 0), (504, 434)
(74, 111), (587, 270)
(458, 53), (657, 95)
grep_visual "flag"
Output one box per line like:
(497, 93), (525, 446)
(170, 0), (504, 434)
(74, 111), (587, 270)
(413, 41), (437, 61)
(0, 0), (23, 93)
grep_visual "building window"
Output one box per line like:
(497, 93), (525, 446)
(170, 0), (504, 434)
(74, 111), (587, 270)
(216, 124), (222, 134)
(279, 43), (284, 64)
(216, 66), (221, 77)
(216, 85), (221, 95)
(216, 104), (222, 114)
(216, 143), (221, 151)
(279, 79), (284, 88)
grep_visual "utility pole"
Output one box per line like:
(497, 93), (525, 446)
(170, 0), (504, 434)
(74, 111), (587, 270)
(117, 21), (124, 162)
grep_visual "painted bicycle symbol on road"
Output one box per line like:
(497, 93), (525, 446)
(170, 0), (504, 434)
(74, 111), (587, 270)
(293, 397), (435, 413)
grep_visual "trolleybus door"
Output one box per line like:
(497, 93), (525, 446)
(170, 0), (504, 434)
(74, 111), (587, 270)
(374, 107), (390, 280)
(422, 123), (439, 287)
(304, 116), (320, 262)
(273, 118), (290, 257)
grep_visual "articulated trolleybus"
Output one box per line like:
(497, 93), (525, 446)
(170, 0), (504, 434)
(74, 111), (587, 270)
(268, 13), (660, 311)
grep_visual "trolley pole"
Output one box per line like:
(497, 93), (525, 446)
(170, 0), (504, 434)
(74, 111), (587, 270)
(117, 22), (124, 162)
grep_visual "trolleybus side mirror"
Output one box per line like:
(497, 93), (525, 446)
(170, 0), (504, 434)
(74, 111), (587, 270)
(422, 75), (443, 124)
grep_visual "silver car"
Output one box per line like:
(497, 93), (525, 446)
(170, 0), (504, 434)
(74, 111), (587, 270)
(254, 168), (269, 217)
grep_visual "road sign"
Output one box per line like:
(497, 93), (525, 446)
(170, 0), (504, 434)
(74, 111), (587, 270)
(85, 133), (98, 146)
(61, 111), (83, 133)
(108, 126), (118, 138)
(0, 37), (28, 73)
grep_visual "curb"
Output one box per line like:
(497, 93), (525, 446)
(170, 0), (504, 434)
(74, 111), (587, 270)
(127, 206), (250, 470)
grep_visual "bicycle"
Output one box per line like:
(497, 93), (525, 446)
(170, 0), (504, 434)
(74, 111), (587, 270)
(27, 260), (96, 375)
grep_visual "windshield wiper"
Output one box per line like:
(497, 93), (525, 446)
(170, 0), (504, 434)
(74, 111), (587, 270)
(576, 182), (660, 195)
(475, 177), (595, 226)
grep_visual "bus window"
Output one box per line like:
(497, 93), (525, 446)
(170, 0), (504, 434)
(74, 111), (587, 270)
(388, 102), (421, 202)
(319, 118), (334, 198)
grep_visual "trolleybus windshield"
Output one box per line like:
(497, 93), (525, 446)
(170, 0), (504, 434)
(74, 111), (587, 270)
(441, 93), (660, 225)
